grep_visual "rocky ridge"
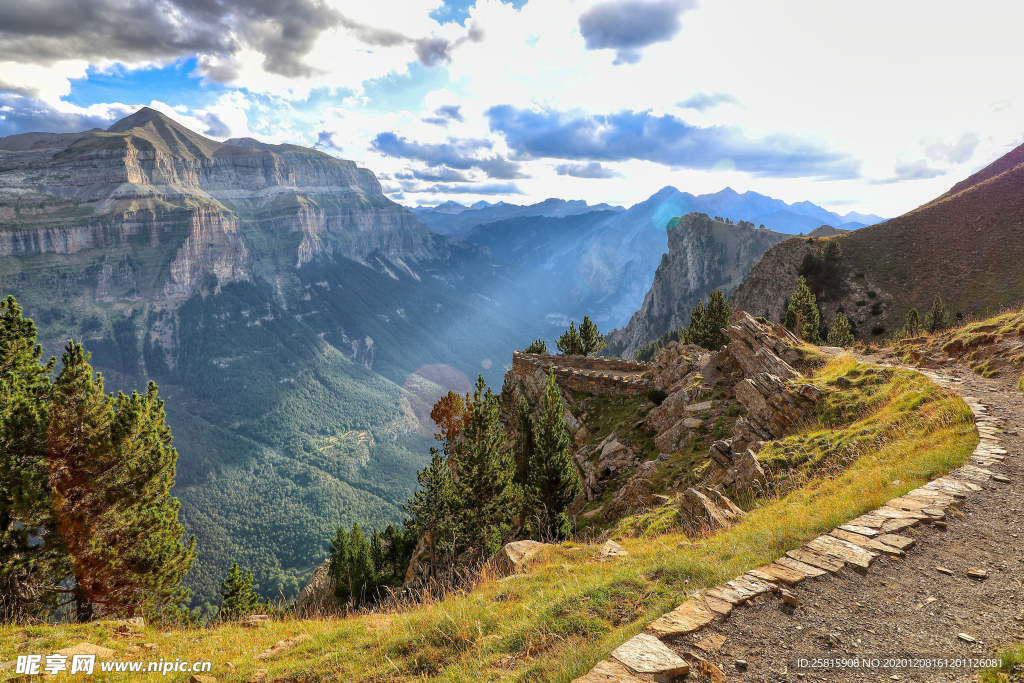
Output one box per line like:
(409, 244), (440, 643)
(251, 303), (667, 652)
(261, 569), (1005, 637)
(606, 213), (790, 360)
(0, 107), (447, 297)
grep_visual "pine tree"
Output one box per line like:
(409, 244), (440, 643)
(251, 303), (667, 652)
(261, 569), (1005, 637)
(904, 308), (921, 337)
(686, 290), (731, 350)
(329, 523), (378, 607)
(785, 276), (822, 344)
(219, 563), (262, 620)
(527, 370), (581, 540)
(0, 296), (65, 622)
(826, 312), (855, 347)
(524, 339), (547, 354)
(451, 376), (516, 555)
(47, 342), (195, 621)
(925, 294), (947, 333)
(556, 322), (584, 355)
(513, 396), (533, 487)
(404, 450), (459, 576)
(578, 316), (608, 356)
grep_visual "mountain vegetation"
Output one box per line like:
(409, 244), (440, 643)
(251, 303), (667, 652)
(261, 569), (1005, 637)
(634, 289), (732, 361)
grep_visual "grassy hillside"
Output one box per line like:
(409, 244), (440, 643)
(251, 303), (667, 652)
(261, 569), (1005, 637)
(0, 355), (974, 680)
(734, 140), (1024, 339)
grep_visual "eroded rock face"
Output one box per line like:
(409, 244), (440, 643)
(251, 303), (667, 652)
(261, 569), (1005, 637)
(604, 460), (661, 519)
(295, 558), (339, 618)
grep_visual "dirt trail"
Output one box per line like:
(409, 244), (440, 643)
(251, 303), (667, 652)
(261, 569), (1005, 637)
(692, 361), (1024, 682)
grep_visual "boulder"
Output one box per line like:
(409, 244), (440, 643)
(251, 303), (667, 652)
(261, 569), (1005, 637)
(295, 558), (339, 618)
(599, 540), (629, 558)
(679, 487), (744, 536)
(488, 540), (550, 577)
(402, 532), (434, 588)
(604, 460), (659, 519)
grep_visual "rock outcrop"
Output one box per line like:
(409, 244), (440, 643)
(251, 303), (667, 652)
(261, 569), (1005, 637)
(606, 213), (790, 359)
(295, 559), (338, 618)
(678, 487), (745, 536)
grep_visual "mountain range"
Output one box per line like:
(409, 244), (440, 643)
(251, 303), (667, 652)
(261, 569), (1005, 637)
(0, 107), (891, 606)
(0, 108), (548, 606)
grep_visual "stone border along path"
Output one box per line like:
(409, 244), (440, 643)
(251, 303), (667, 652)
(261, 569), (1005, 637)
(571, 364), (1019, 683)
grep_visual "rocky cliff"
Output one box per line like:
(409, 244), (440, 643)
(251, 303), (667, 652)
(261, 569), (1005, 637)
(606, 213), (789, 359)
(0, 107), (446, 292)
(734, 140), (1024, 339)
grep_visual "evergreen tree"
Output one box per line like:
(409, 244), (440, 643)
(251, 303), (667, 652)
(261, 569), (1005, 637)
(404, 450), (459, 576)
(925, 294), (947, 333)
(328, 523), (378, 607)
(0, 297), (65, 622)
(451, 376), (516, 555)
(527, 370), (581, 540)
(219, 563), (262, 620)
(513, 397), (533, 487)
(524, 339), (547, 354)
(904, 308), (922, 337)
(785, 276), (822, 344)
(686, 290), (731, 350)
(46, 342), (195, 621)
(578, 316), (608, 356)
(556, 322), (584, 355)
(826, 312), (855, 347)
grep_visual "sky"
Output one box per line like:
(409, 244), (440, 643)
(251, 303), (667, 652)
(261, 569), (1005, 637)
(1, 0), (1022, 218)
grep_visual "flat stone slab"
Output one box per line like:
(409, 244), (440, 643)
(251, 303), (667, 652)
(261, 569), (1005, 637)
(701, 594), (733, 616)
(746, 568), (781, 585)
(880, 517), (920, 534)
(806, 535), (876, 569)
(571, 659), (648, 683)
(830, 529), (904, 557)
(786, 547), (845, 573)
(705, 585), (747, 605)
(758, 562), (807, 585)
(611, 633), (689, 680)
(647, 599), (715, 636)
(775, 556), (828, 578)
(838, 524), (879, 537)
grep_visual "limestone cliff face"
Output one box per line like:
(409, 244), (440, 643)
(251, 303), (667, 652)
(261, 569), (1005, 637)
(607, 214), (789, 359)
(0, 107), (444, 299)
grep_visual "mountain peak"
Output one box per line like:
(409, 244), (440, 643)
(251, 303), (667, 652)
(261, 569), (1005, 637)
(106, 107), (179, 133)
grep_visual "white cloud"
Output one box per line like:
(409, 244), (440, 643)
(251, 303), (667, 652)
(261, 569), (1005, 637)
(4, 0), (1024, 218)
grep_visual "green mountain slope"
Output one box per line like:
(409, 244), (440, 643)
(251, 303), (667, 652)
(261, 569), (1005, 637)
(0, 109), (543, 606)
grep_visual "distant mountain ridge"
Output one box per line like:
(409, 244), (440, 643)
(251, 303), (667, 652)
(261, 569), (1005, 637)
(429, 186), (882, 334)
(407, 189), (882, 237)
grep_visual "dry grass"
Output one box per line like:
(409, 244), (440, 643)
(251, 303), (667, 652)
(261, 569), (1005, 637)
(0, 359), (977, 683)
